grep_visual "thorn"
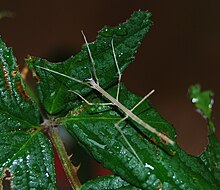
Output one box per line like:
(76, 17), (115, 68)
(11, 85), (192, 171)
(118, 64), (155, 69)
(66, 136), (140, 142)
(68, 154), (73, 160)
(68, 154), (80, 172)
(75, 163), (81, 172)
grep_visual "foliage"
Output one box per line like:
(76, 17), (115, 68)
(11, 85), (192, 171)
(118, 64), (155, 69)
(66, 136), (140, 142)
(0, 11), (219, 190)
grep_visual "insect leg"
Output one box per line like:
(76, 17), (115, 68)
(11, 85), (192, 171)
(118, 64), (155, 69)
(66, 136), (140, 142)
(115, 89), (155, 126)
(81, 31), (99, 85)
(69, 90), (113, 106)
(114, 123), (143, 166)
(111, 39), (122, 101)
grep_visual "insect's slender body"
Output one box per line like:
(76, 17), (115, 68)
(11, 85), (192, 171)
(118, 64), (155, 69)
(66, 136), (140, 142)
(87, 79), (174, 145)
(35, 32), (175, 164)
(37, 66), (175, 146)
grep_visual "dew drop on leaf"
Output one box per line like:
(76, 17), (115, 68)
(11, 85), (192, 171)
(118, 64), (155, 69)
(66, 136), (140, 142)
(100, 27), (114, 37)
(144, 163), (154, 171)
(50, 91), (55, 97)
(115, 26), (127, 36)
(192, 97), (198, 103)
(118, 52), (124, 58)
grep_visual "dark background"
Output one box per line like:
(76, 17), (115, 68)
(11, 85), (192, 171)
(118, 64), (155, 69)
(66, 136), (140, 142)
(1, 0), (220, 176)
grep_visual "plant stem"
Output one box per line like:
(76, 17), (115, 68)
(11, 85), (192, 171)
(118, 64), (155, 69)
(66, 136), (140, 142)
(49, 127), (81, 190)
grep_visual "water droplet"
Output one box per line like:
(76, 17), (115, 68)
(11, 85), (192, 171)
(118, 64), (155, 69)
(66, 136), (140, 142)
(83, 66), (88, 70)
(13, 165), (23, 176)
(192, 98), (198, 103)
(50, 91), (55, 97)
(15, 122), (21, 128)
(100, 27), (113, 37)
(119, 148), (126, 156)
(118, 52), (124, 58)
(115, 26), (127, 36)
(147, 174), (158, 186)
(174, 178), (182, 185)
(144, 163), (154, 170)
(209, 99), (214, 108)
(97, 106), (103, 111)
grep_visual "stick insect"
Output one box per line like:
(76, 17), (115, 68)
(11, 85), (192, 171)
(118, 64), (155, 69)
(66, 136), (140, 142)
(36, 32), (175, 164)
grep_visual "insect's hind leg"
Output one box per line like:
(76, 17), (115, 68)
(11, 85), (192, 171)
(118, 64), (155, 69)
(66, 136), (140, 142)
(115, 89), (155, 126)
(113, 90), (155, 166)
(69, 89), (144, 164)
(114, 124), (143, 165)
(111, 39), (122, 101)
(80, 33), (144, 164)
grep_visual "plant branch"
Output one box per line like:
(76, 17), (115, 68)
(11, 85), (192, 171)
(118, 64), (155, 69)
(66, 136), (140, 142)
(49, 127), (81, 190)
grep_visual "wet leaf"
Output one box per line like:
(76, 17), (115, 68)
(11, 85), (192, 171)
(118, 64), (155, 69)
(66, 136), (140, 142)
(189, 85), (220, 185)
(27, 11), (153, 115)
(0, 38), (56, 189)
(1, 10), (220, 190)
(200, 135), (220, 185)
(62, 85), (218, 190)
(188, 84), (215, 134)
(26, 11), (220, 189)
(81, 175), (140, 190)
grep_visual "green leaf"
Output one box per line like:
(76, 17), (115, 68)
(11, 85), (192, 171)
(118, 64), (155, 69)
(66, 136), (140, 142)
(26, 11), (219, 189)
(0, 132), (56, 189)
(62, 85), (218, 190)
(81, 175), (140, 190)
(26, 10), (153, 115)
(2, 8), (219, 190)
(189, 85), (220, 185)
(0, 38), (56, 189)
(200, 135), (220, 185)
(188, 84), (215, 134)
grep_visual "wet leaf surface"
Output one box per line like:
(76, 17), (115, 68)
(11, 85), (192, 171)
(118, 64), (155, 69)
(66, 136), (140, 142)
(1, 11), (220, 190)
(0, 38), (56, 189)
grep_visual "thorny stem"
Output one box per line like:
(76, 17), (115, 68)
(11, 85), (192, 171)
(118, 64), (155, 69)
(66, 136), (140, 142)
(49, 127), (81, 190)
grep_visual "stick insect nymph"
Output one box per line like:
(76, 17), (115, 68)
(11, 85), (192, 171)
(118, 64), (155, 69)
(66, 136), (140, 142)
(36, 32), (175, 163)
(84, 77), (175, 146)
